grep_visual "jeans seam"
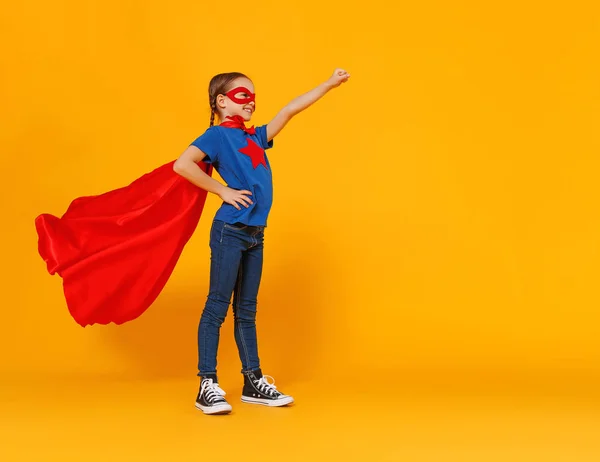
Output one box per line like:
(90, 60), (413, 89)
(235, 260), (251, 370)
(201, 222), (224, 375)
(219, 222), (225, 243)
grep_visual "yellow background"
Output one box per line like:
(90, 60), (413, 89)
(1, 0), (600, 460)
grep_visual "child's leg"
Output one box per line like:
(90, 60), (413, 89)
(197, 221), (245, 377)
(232, 227), (264, 373)
(230, 227), (294, 407)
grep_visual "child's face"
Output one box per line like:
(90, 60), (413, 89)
(219, 77), (256, 122)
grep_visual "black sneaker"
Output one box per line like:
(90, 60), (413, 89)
(195, 377), (232, 415)
(241, 369), (294, 407)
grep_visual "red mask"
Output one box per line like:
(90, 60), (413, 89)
(225, 86), (256, 106)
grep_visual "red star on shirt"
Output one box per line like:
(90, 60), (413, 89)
(238, 138), (268, 170)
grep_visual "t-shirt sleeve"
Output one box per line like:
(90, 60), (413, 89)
(190, 126), (221, 164)
(255, 124), (274, 150)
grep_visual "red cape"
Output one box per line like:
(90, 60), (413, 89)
(35, 160), (213, 327)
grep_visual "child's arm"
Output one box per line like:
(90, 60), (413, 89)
(174, 147), (254, 210)
(266, 68), (350, 142)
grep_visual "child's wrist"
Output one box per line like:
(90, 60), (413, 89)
(214, 184), (227, 196)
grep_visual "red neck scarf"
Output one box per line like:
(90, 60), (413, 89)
(219, 115), (256, 135)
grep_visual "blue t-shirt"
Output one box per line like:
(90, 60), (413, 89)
(190, 124), (274, 226)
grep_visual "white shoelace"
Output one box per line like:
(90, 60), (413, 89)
(200, 379), (227, 403)
(255, 375), (280, 397)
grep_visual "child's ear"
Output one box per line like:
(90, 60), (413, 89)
(216, 94), (226, 109)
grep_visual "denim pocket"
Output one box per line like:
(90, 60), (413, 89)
(224, 222), (248, 231)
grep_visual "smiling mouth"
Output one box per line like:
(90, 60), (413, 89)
(243, 108), (253, 113)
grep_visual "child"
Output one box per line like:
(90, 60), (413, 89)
(173, 69), (350, 415)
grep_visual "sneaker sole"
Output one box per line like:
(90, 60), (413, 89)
(241, 396), (294, 407)
(195, 402), (232, 415)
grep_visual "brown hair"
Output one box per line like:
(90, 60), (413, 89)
(208, 72), (250, 127)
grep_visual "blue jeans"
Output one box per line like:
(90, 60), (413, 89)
(197, 219), (265, 376)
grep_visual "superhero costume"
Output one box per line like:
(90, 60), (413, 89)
(35, 114), (273, 327)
